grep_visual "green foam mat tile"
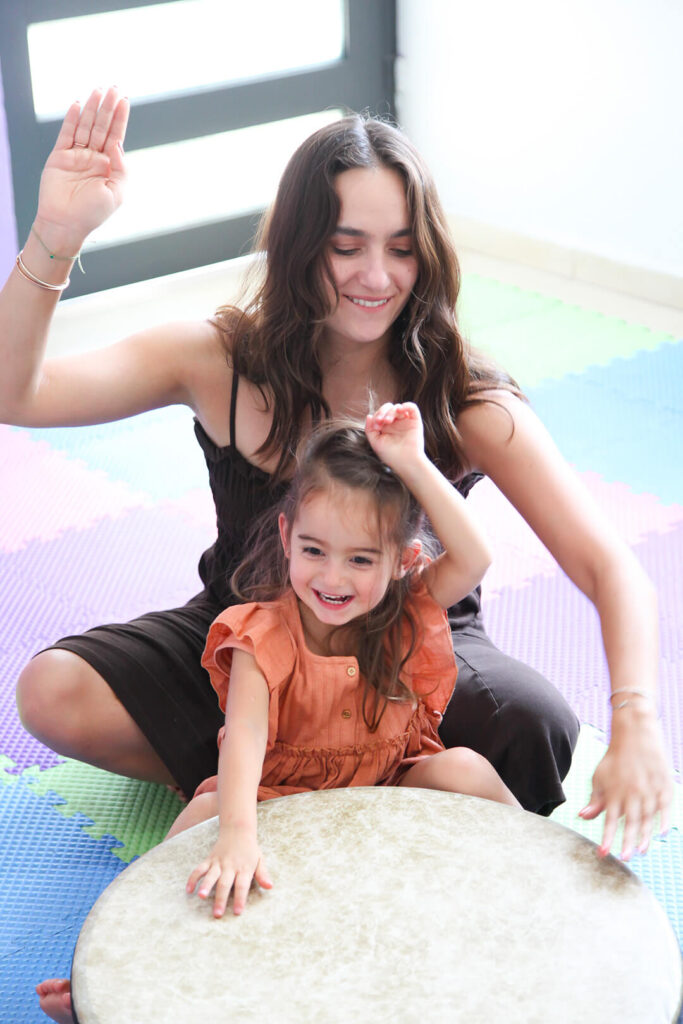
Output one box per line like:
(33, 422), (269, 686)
(23, 759), (184, 863)
(462, 283), (676, 388)
(458, 274), (562, 333)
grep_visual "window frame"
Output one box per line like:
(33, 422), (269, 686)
(0, 0), (396, 296)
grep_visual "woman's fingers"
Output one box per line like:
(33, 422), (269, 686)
(89, 87), (125, 153)
(72, 89), (104, 148)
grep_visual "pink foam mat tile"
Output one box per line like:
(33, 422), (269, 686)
(156, 487), (218, 536)
(0, 425), (153, 553)
(468, 473), (683, 597)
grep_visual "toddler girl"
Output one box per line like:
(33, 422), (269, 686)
(176, 401), (520, 917)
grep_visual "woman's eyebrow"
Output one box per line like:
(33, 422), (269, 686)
(333, 226), (412, 238)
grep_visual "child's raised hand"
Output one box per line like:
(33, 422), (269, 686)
(365, 402), (426, 473)
(186, 825), (272, 917)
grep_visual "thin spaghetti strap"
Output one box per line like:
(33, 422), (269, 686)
(229, 368), (239, 452)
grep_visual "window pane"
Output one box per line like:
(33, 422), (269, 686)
(83, 109), (343, 249)
(28, 0), (345, 121)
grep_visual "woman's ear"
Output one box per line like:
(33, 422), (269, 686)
(395, 538), (422, 579)
(278, 513), (291, 558)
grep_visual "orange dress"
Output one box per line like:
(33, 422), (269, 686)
(199, 579), (457, 801)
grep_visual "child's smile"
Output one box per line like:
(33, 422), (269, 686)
(279, 484), (400, 650)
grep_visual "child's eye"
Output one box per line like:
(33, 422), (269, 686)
(302, 545), (323, 557)
(351, 555), (374, 566)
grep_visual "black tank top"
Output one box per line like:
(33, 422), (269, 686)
(193, 372), (484, 625)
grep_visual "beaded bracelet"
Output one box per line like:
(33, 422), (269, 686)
(31, 226), (84, 274)
(16, 252), (70, 291)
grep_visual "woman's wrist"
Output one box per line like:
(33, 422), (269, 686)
(31, 215), (87, 262)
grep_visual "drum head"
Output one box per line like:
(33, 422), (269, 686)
(72, 788), (682, 1023)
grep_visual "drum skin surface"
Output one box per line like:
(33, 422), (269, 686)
(72, 787), (683, 1023)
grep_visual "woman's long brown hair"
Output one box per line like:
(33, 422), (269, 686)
(231, 421), (431, 732)
(214, 113), (522, 481)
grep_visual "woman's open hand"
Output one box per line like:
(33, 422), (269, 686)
(579, 707), (673, 860)
(186, 825), (272, 917)
(35, 87), (129, 246)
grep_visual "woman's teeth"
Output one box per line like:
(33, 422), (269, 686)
(348, 297), (389, 308)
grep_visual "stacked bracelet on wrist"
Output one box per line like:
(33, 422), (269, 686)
(608, 688), (654, 711)
(16, 252), (70, 291)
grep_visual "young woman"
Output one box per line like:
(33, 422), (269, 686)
(2, 88), (671, 869)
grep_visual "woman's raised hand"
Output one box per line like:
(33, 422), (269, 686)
(35, 87), (129, 247)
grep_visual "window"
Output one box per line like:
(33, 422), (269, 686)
(1, 0), (396, 296)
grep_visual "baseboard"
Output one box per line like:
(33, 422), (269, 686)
(447, 214), (683, 310)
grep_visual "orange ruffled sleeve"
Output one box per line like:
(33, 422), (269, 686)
(402, 577), (458, 721)
(201, 598), (297, 743)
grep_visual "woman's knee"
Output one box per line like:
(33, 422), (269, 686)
(16, 649), (100, 740)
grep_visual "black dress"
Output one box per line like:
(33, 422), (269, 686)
(48, 372), (579, 809)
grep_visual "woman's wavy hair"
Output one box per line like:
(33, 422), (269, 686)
(214, 113), (522, 481)
(231, 420), (430, 732)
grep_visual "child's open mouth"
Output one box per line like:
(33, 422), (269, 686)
(314, 590), (353, 609)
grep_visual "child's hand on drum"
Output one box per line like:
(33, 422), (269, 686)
(186, 826), (272, 917)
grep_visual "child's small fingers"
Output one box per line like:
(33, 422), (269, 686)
(232, 872), (253, 915)
(186, 862), (210, 893)
(213, 873), (235, 918)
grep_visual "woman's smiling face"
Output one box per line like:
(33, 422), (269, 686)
(321, 165), (419, 352)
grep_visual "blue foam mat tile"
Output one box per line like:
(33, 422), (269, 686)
(0, 779), (126, 958)
(1, 931), (82, 1024)
(564, 340), (683, 416)
(16, 404), (209, 501)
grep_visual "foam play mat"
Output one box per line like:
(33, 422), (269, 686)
(1, 272), (681, 1020)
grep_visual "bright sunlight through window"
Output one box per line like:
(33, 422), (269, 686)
(28, 0), (345, 120)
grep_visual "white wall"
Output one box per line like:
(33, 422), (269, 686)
(396, 0), (683, 279)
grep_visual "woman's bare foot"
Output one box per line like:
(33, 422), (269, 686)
(36, 979), (74, 1024)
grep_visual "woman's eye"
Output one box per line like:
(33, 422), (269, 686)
(332, 246), (359, 256)
(392, 249), (413, 258)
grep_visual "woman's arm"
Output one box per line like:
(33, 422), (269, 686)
(186, 648), (272, 917)
(365, 403), (493, 607)
(458, 390), (673, 859)
(0, 88), (232, 430)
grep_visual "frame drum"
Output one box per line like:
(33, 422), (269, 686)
(72, 787), (682, 1023)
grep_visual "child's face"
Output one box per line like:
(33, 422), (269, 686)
(280, 485), (404, 642)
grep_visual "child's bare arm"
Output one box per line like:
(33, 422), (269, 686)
(186, 648), (272, 916)
(365, 403), (492, 609)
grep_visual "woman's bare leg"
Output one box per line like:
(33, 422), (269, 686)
(16, 650), (174, 785)
(400, 746), (521, 807)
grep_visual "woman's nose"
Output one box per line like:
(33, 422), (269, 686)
(358, 252), (391, 291)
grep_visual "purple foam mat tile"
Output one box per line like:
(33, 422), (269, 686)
(631, 523), (683, 662)
(481, 576), (681, 775)
(0, 505), (215, 627)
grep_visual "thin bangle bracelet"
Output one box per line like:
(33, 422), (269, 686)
(16, 252), (70, 292)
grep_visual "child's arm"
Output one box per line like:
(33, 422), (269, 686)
(365, 402), (492, 610)
(186, 648), (272, 917)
